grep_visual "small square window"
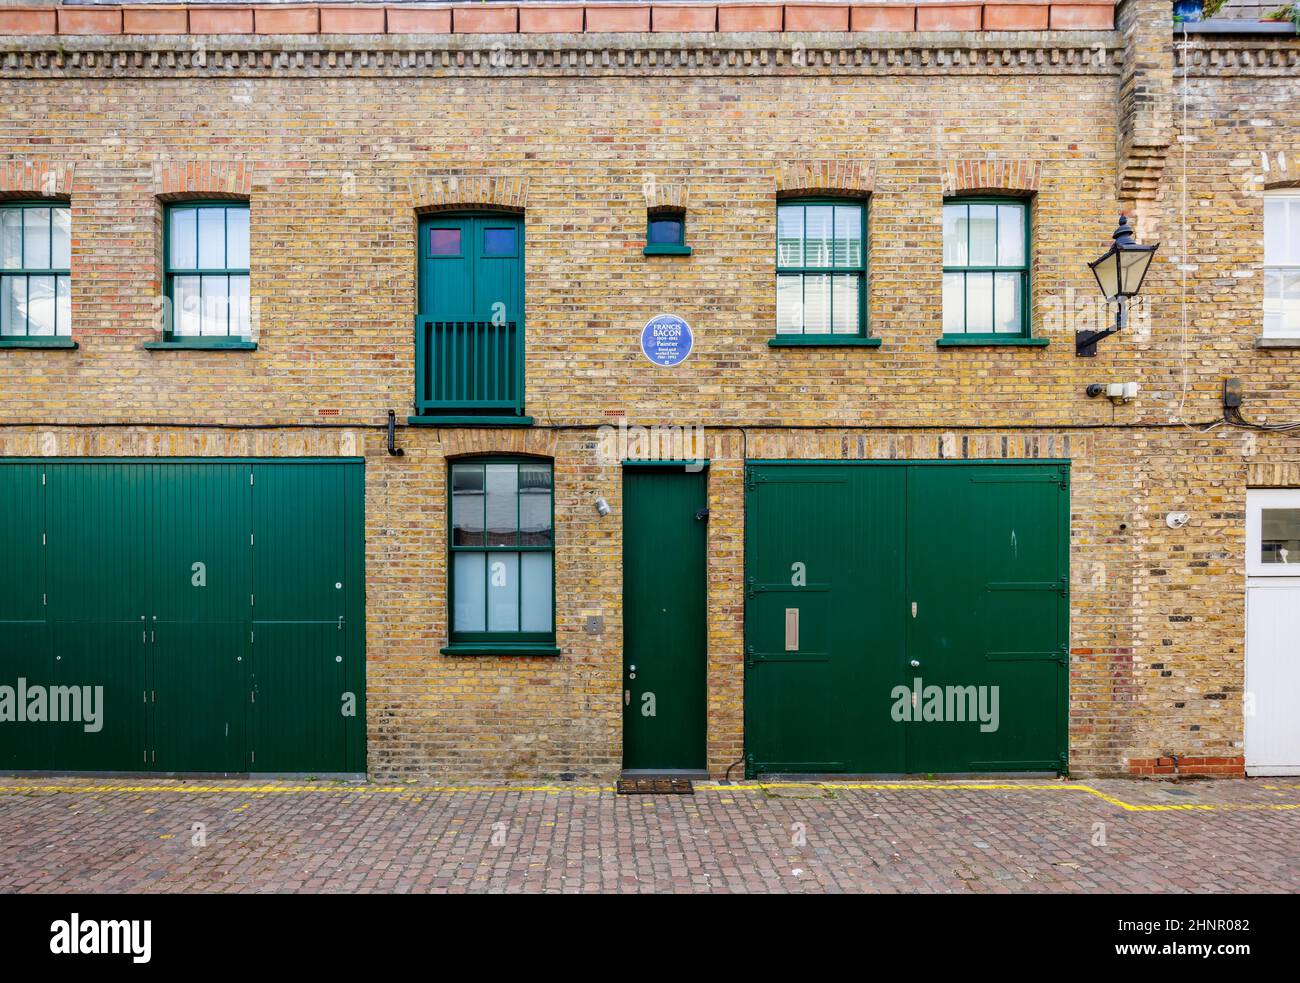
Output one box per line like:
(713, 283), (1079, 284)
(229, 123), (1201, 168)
(648, 217), (683, 245)
(429, 228), (461, 256)
(482, 227), (517, 256)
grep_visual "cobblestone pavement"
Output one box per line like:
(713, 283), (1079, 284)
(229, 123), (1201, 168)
(0, 778), (1296, 893)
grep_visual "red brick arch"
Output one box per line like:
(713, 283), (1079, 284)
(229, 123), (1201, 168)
(775, 160), (874, 199)
(941, 159), (1042, 197)
(0, 160), (75, 200)
(154, 160), (254, 201)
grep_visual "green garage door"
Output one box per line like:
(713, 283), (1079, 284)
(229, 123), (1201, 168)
(0, 459), (365, 775)
(745, 461), (1068, 777)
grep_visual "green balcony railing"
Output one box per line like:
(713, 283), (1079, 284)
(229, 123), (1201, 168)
(415, 317), (524, 416)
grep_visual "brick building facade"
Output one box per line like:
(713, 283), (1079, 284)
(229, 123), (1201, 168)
(0, 1), (1297, 780)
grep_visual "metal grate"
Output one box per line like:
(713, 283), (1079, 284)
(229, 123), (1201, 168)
(616, 778), (694, 795)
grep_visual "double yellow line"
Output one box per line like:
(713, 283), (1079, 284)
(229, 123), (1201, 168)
(1, 779), (1298, 812)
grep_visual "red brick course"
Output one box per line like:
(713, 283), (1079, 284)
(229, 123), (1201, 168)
(1, 3), (1118, 37)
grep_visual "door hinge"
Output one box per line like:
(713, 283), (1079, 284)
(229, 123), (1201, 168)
(745, 578), (763, 599)
(1058, 644), (1069, 666)
(745, 644), (755, 667)
(1058, 578), (1069, 597)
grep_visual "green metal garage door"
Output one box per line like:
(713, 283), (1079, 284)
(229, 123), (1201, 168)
(744, 461), (1068, 777)
(0, 459), (365, 775)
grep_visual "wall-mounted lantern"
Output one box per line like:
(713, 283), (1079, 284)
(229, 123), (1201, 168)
(1077, 215), (1158, 357)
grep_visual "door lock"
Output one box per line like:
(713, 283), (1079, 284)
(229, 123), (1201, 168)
(910, 659), (921, 669)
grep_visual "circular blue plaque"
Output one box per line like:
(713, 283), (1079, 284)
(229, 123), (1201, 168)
(640, 314), (694, 367)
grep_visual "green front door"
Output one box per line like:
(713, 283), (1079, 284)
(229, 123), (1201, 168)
(622, 467), (708, 772)
(745, 461), (1068, 776)
(0, 460), (365, 775)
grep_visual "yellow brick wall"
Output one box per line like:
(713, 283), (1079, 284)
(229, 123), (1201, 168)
(0, 20), (1297, 778)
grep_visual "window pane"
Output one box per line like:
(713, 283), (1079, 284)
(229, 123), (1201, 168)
(429, 228), (461, 256)
(966, 272), (994, 331)
(994, 272), (1022, 333)
(24, 275), (55, 336)
(173, 275), (201, 336)
(56, 275), (70, 336)
(831, 274), (859, 334)
(1291, 199), (1300, 264)
(487, 552), (519, 632)
(170, 208), (197, 270)
(1284, 269), (1300, 336)
(200, 275), (230, 336)
(1261, 509), (1300, 565)
(198, 208), (226, 269)
(1, 210), (20, 270)
(483, 227), (517, 255)
(485, 464), (519, 546)
(51, 208), (71, 270)
(451, 464), (486, 546)
(453, 553), (486, 631)
(1, 276), (21, 335)
(1264, 197), (1285, 265)
(805, 206), (833, 267)
(229, 275), (250, 337)
(776, 274), (802, 333)
(943, 272), (965, 333)
(777, 206), (803, 267)
(1264, 268), (1282, 336)
(647, 219), (681, 245)
(833, 205), (862, 268)
(519, 464), (552, 546)
(226, 207), (249, 269)
(997, 204), (1025, 267)
(942, 204), (967, 266)
(521, 553), (553, 632)
(803, 273), (830, 333)
(23, 208), (50, 269)
(969, 205), (997, 266)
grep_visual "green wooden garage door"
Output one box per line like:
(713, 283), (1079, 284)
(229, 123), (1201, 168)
(0, 460), (365, 775)
(744, 461), (1068, 777)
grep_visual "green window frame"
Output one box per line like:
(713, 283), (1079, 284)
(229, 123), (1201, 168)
(1, 201), (72, 340)
(164, 201), (251, 341)
(941, 197), (1033, 341)
(644, 209), (691, 256)
(774, 197), (869, 342)
(446, 457), (557, 654)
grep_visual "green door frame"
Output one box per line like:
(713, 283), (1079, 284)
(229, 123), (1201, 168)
(743, 459), (1069, 779)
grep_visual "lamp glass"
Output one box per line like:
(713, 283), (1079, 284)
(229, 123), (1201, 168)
(1119, 247), (1155, 297)
(1091, 249), (1120, 301)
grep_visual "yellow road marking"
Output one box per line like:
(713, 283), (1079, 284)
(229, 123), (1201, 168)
(0, 779), (1297, 812)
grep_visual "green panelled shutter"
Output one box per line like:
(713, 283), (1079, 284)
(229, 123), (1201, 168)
(745, 462), (1068, 777)
(0, 461), (365, 775)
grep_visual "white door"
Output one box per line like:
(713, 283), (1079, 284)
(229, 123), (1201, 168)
(1245, 490), (1300, 776)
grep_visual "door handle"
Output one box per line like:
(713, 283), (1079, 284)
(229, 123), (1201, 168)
(337, 616), (344, 630)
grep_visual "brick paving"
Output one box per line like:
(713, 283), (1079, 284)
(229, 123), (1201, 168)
(0, 778), (1295, 894)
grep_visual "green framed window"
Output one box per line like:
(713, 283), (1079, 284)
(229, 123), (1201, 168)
(1264, 190), (1300, 338)
(942, 197), (1030, 338)
(165, 201), (250, 339)
(644, 209), (691, 256)
(775, 198), (867, 337)
(1, 202), (71, 338)
(448, 458), (555, 651)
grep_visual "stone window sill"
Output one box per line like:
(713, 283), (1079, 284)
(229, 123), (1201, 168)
(0, 337), (77, 349)
(1256, 337), (1300, 349)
